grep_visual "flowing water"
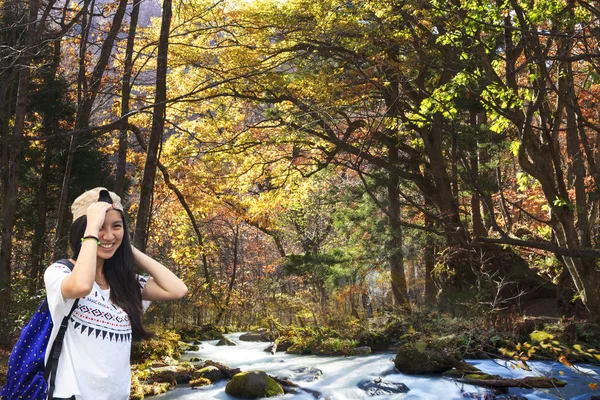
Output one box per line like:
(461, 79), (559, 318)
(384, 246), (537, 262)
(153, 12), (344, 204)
(156, 333), (600, 400)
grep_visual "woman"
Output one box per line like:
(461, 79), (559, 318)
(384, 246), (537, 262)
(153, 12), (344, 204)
(44, 187), (188, 400)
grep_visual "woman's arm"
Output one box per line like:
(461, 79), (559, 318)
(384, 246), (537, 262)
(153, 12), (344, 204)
(61, 202), (113, 299)
(133, 246), (188, 301)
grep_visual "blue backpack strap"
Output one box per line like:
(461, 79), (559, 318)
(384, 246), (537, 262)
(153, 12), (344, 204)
(43, 259), (79, 400)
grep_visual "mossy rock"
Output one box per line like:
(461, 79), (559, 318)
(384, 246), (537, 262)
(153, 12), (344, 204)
(356, 330), (391, 351)
(190, 377), (212, 387)
(394, 337), (461, 374)
(225, 370), (284, 398)
(354, 346), (372, 355)
(274, 337), (293, 352)
(442, 369), (465, 378)
(286, 343), (310, 355)
(142, 382), (170, 396)
(311, 338), (357, 356)
(146, 365), (194, 385)
(129, 376), (145, 400)
(178, 324), (225, 342)
(239, 330), (274, 342)
(434, 244), (555, 314)
(131, 331), (182, 363)
(192, 366), (225, 383)
(383, 317), (413, 342)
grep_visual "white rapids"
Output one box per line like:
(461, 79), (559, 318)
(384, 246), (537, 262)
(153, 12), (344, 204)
(155, 333), (600, 399)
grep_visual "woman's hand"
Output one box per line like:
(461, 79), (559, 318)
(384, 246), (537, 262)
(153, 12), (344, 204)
(132, 246), (188, 301)
(84, 202), (114, 235)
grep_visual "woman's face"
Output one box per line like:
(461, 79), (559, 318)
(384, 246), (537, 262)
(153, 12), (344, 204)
(97, 209), (124, 260)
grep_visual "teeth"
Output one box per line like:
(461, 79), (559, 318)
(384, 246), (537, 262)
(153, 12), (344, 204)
(100, 243), (114, 249)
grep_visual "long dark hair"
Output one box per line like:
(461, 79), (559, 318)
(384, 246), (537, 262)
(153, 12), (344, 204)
(69, 213), (152, 341)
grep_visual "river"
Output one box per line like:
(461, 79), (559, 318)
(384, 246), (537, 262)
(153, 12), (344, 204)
(155, 333), (600, 399)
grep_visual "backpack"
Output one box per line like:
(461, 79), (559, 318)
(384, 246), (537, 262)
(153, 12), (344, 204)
(1, 259), (79, 400)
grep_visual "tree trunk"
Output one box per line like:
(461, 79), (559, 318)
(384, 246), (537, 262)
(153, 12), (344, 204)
(115, 0), (142, 196)
(470, 155), (486, 237)
(361, 291), (373, 318)
(469, 112), (486, 237)
(54, 0), (129, 256)
(54, 0), (93, 258)
(388, 146), (410, 310)
(134, 0), (172, 251)
(0, 0), (41, 346)
(29, 37), (62, 294)
(215, 224), (239, 325)
(29, 145), (51, 294)
(424, 198), (437, 302)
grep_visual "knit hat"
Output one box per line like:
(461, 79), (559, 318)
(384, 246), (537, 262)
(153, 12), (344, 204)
(71, 187), (124, 221)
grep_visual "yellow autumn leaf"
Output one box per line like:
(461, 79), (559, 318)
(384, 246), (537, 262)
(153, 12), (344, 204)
(589, 382), (597, 390)
(558, 354), (572, 367)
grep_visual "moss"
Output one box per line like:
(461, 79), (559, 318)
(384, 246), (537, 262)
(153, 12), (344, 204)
(179, 324), (224, 342)
(463, 373), (497, 380)
(129, 375), (145, 400)
(225, 371), (284, 398)
(442, 369), (464, 378)
(265, 374), (284, 396)
(131, 330), (183, 363)
(190, 377), (212, 387)
(394, 337), (461, 374)
(356, 330), (390, 351)
(311, 337), (357, 356)
(192, 366), (225, 382)
(142, 382), (170, 396)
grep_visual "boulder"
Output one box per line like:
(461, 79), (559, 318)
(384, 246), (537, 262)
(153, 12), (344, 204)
(274, 337), (294, 352)
(264, 343), (277, 354)
(311, 338), (357, 356)
(279, 366), (323, 382)
(192, 366), (225, 383)
(186, 344), (200, 351)
(146, 365), (193, 385)
(354, 346), (372, 355)
(240, 330), (273, 342)
(216, 337), (237, 346)
(358, 378), (410, 396)
(179, 324), (224, 342)
(225, 370), (284, 398)
(190, 377), (212, 387)
(394, 336), (461, 374)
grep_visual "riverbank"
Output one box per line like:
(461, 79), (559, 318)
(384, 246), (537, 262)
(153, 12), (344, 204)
(151, 333), (600, 399)
(1, 312), (598, 397)
(125, 312), (600, 399)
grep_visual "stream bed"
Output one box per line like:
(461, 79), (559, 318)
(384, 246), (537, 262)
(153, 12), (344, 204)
(156, 333), (600, 400)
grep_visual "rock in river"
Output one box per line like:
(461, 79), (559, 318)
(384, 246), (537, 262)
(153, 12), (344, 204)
(225, 370), (285, 398)
(358, 378), (410, 396)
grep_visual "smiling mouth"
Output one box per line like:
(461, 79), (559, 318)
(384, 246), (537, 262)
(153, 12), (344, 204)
(100, 243), (115, 250)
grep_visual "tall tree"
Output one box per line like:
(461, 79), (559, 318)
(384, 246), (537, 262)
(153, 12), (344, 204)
(54, 0), (130, 257)
(115, 0), (142, 196)
(0, 0), (42, 342)
(134, 0), (173, 251)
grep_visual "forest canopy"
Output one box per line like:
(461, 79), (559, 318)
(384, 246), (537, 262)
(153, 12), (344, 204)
(2, 0), (600, 342)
